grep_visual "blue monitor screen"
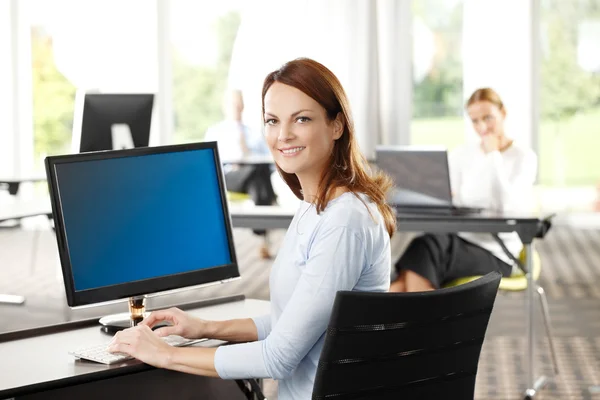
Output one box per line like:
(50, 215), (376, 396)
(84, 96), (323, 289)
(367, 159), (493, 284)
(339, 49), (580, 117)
(55, 149), (232, 291)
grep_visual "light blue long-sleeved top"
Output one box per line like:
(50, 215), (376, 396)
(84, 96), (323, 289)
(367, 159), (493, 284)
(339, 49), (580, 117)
(214, 192), (391, 399)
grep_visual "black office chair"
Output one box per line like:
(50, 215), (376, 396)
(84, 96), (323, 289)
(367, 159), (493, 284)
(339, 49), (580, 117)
(312, 271), (502, 400)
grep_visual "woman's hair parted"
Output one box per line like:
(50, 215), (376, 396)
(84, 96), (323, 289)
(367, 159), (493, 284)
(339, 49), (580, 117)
(466, 87), (505, 111)
(261, 58), (396, 238)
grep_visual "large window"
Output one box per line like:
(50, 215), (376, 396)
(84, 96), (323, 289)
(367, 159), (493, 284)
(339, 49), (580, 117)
(11, 0), (600, 202)
(29, 0), (160, 169)
(29, 1), (76, 170)
(411, 0), (465, 149)
(539, 0), (600, 187)
(170, 0), (243, 144)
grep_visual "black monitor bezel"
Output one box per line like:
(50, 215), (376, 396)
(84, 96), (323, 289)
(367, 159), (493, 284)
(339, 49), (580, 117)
(45, 141), (240, 307)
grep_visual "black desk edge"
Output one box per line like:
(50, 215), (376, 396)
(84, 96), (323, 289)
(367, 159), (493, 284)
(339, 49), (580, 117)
(0, 294), (245, 343)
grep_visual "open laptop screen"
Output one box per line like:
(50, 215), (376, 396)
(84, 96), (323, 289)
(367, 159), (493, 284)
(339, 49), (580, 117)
(376, 147), (453, 207)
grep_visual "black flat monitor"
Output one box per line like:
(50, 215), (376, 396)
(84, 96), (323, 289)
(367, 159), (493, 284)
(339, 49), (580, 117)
(72, 92), (154, 153)
(375, 146), (453, 207)
(45, 142), (239, 329)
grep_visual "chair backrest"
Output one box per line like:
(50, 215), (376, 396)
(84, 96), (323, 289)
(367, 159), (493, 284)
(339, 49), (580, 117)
(312, 271), (501, 400)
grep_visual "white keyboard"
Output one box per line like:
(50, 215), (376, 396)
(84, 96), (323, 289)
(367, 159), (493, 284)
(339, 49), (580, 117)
(69, 335), (208, 365)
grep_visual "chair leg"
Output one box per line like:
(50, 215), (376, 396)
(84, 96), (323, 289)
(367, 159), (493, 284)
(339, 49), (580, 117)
(536, 284), (559, 376)
(235, 379), (267, 400)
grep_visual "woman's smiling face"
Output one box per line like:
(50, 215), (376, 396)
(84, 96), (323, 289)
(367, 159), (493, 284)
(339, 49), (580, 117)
(263, 82), (342, 179)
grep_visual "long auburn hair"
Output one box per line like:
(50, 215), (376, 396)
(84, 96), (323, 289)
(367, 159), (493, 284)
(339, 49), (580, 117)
(261, 58), (396, 238)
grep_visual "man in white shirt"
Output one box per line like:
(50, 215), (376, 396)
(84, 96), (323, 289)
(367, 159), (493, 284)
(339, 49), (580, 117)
(205, 90), (276, 259)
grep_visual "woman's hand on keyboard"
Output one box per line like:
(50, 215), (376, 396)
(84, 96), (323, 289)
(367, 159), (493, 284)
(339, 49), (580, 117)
(108, 325), (172, 368)
(139, 307), (207, 339)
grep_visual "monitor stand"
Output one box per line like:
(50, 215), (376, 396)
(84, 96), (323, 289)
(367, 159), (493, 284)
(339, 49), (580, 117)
(99, 295), (148, 332)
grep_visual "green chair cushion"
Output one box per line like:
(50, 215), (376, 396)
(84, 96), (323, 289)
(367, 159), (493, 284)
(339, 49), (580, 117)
(227, 191), (251, 202)
(443, 249), (541, 291)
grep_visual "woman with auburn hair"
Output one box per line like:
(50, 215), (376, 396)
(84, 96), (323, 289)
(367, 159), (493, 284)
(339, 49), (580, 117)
(109, 58), (396, 399)
(390, 87), (537, 293)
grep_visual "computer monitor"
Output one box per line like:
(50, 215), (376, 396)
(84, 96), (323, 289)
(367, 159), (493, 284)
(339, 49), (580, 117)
(375, 146), (453, 207)
(45, 141), (240, 329)
(72, 92), (154, 153)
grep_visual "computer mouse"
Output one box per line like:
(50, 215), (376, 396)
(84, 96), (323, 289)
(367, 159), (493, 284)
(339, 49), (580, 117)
(151, 322), (172, 331)
(99, 322), (171, 335)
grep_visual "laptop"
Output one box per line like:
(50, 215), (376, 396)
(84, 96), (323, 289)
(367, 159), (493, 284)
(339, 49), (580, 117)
(375, 146), (482, 216)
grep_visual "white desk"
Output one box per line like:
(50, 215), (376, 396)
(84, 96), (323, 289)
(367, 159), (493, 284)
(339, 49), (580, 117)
(0, 296), (269, 399)
(0, 199), (52, 224)
(0, 176), (46, 196)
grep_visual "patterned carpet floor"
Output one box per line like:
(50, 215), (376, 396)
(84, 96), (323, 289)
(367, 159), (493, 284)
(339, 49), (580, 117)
(1, 223), (599, 399)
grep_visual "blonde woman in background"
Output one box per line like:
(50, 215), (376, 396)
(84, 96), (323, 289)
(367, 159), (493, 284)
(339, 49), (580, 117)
(390, 88), (537, 293)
